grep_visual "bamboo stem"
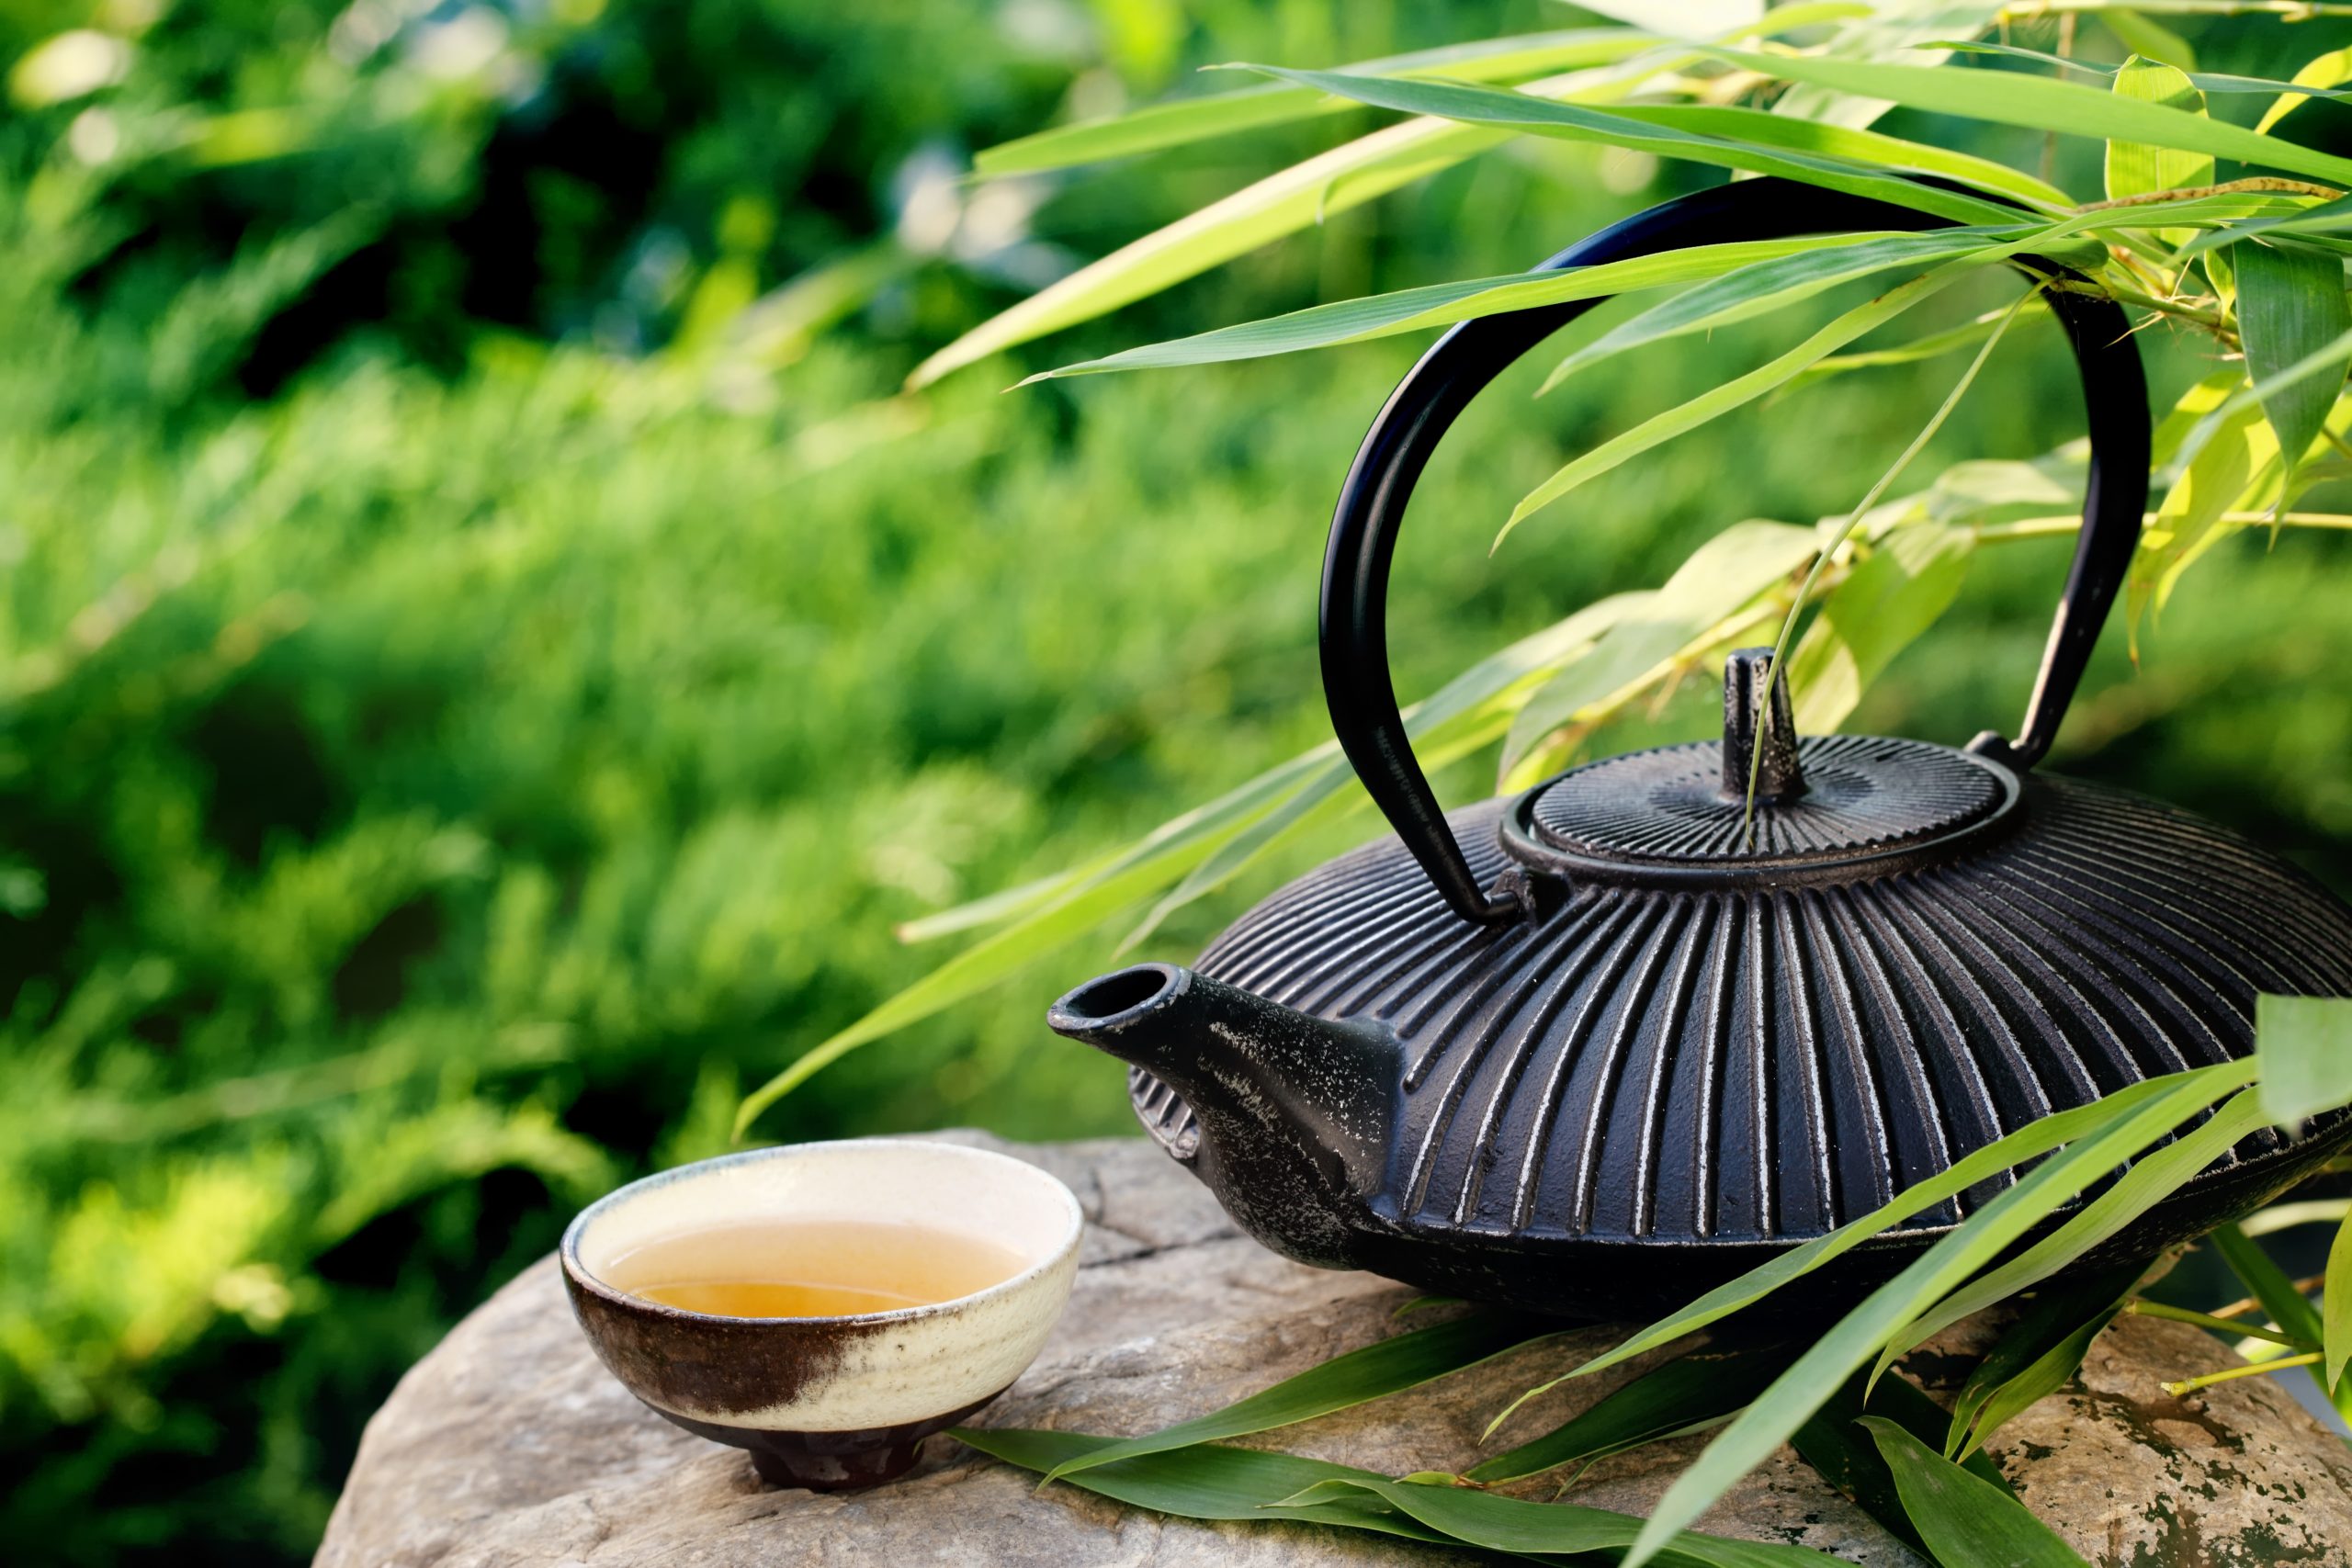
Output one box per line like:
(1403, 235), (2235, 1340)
(1972, 511), (2352, 543)
(2128, 1300), (2317, 1349)
(2162, 1352), (2323, 1398)
(2204, 1274), (2326, 1322)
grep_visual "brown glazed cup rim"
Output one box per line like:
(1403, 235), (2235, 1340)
(559, 1137), (1084, 1328)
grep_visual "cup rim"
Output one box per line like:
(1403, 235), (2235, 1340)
(560, 1137), (1084, 1329)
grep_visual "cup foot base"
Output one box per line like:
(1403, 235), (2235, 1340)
(653, 1388), (1009, 1493)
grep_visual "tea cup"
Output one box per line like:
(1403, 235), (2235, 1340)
(560, 1138), (1082, 1490)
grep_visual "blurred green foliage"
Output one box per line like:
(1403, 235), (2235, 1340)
(4, 1), (2349, 1561)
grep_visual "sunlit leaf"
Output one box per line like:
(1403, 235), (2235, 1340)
(910, 110), (1518, 388)
(1771, 1), (2010, 131)
(914, 3), (1859, 385)
(1245, 67), (2022, 226)
(1706, 46), (2352, 190)
(2258, 45), (2352, 134)
(1028, 234), (1867, 379)
(1540, 227), (2023, 393)
(1857, 1417), (2091, 1567)
(1039, 1311), (1555, 1484)
(2105, 56), (2214, 222)
(973, 30), (1656, 175)
(1783, 299), (2051, 391)
(1604, 101), (2072, 211)
(2128, 383), (2279, 637)
(1501, 520), (1816, 773)
(1786, 520), (1972, 733)
(2259, 993), (2352, 1129)
(1503, 265), (1973, 542)
(1573, 0), (1764, 39)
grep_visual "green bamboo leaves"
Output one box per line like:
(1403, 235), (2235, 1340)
(2256, 992), (2352, 1127)
(2105, 56), (2213, 207)
(1858, 1419), (2091, 1567)
(2235, 239), (2352, 491)
(958, 1425), (1835, 1565)
(971, 29), (1657, 176)
(1705, 45), (2352, 189)
(1037, 1312), (1555, 1485)
(1023, 234), (1871, 380)
(1942, 1265), (2145, 1461)
(2326, 1211), (2352, 1397)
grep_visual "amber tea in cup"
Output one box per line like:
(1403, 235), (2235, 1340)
(605, 1217), (1027, 1318)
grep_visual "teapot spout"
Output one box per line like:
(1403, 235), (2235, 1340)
(1047, 964), (1396, 1265)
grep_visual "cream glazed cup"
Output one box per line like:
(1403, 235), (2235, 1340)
(560, 1138), (1083, 1490)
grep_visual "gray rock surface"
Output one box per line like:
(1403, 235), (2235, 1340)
(317, 1134), (2352, 1566)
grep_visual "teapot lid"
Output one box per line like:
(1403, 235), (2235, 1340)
(1505, 649), (2018, 883)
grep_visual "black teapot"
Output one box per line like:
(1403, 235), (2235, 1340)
(1047, 177), (2352, 1317)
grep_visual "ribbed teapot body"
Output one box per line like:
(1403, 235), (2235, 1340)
(1126, 756), (2352, 1315)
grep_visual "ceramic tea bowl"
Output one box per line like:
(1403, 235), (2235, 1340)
(561, 1138), (1082, 1490)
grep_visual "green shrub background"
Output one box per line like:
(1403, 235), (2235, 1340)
(5, 1), (2349, 1560)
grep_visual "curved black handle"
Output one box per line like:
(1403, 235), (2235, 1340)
(1322, 175), (2150, 926)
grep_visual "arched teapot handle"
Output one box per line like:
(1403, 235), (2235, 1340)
(1321, 175), (2150, 926)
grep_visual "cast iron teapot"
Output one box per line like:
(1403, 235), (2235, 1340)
(1046, 176), (2352, 1317)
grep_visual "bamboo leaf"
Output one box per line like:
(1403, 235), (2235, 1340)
(2211, 1222), (2328, 1348)
(951, 1427), (1450, 1541)
(2106, 57), (2215, 209)
(1786, 521), (1973, 733)
(2234, 240), (2352, 483)
(1615, 1068), (2245, 1568)
(1771, 2), (2010, 131)
(1039, 1312), (1556, 1485)
(1603, 102), (2073, 211)
(913, 2), (1861, 385)
(1857, 1418), (2092, 1568)
(1870, 1093), (2267, 1382)
(1503, 265), (1972, 543)
(973, 30), (1656, 175)
(2324, 1208), (2352, 1394)
(1280, 1476), (1832, 1567)
(1491, 1065), (2242, 1433)
(2258, 992), (2352, 1128)
(1028, 235), (1864, 379)
(1541, 228), (2025, 393)
(910, 110), (1516, 388)
(1705, 46), (2352, 191)
(2261, 45), (2352, 134)
(1784, 299), (2052, 391)
(2128, 384), (2278, 637)
(1502, 521), (1818, 773)
(1125, 589), (1651, 946)
(2103, 8), (2199, 72)
(1574, 0), (1764, 39)
(2176, 192), (2352, 259)
(1469, 1337), (1801, 1483)
(1791, 1367), (2010, 1558)
(1242, 67), (2023, 226)
(1945, 1263), (2145, 1461)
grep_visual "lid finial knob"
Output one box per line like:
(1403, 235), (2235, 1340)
(1722, 649), (1807, 803)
